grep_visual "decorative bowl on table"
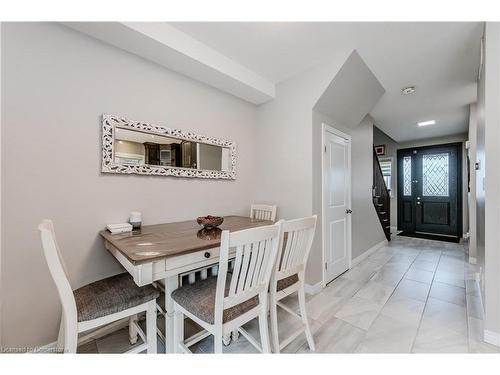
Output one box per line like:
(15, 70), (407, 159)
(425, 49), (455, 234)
(197, 227), (222, 241)
(196, 215), (224, 229)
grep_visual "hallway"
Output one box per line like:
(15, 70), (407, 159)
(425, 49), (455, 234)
(298, 236), (493, 353)
(77, 236), (498, 353)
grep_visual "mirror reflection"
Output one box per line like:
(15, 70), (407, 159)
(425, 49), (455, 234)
(114, 128), (231, 172)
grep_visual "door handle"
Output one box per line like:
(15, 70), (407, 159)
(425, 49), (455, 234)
(346, 209), (353, 214)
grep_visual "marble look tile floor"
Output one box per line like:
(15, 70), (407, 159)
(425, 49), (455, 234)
(77, 236), (499, 354)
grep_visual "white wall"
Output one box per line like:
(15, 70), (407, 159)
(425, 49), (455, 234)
(350, 117), (387, 259)
(482, 22), (500, 343)
(476, 32), (486, 295)
(470, 21), (500, 345)
(255, 52), (351, 287)
(397, 133), (469, 149)
(256, 51), (385, 286)
(468, 103), (478, 262)
(0, 21), (3, 349)
(1, 23), (259, 347)
(255, 53), (351, 220)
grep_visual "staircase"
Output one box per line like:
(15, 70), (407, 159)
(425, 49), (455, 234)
(373, 148), (391, 241)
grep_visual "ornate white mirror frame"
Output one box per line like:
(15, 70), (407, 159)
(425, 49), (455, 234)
(101, 114), (237, 179)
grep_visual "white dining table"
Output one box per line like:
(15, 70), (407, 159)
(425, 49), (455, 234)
(100, 215), (273, 353)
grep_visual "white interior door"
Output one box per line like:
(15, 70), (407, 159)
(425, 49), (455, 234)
(323, 125), (351, 285)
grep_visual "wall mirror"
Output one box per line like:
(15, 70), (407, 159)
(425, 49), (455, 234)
(102, 114), (236, 179)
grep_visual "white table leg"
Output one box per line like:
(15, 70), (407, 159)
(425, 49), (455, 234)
(165, 275), (179, 354)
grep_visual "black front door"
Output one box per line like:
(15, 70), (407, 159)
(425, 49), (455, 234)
(397, 143), (462, 240)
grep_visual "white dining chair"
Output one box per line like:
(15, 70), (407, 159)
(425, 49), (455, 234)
(171, 220), (284, 353)
(250, 204), (277, 222)
(39, 219), (159, 353)
(269, 215), (317, 353)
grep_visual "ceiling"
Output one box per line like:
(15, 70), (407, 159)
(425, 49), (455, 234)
(172, 22), (483, 142)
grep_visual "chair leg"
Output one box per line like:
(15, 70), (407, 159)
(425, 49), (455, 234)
(64, 323), (78, 353)
(298, 284), (315, 352)
(146, 301), (157, 354)
(58, 312), (78, 353)
(129, 314), (139, 345)
(231, 329), (240, 342)
(57, 315), (65, 353)
(222, 333), (231, 346)
(214, 332), (223, 353)
(173, 308), (184, 354)
(269, 293), (280, 353)
(258, 305), (271, 354)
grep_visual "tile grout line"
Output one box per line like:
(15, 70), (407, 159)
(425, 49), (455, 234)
(348, 244), (402, 353)
(295, 273), (370, 353)
(374, 243), (430, 353)
(408, 246), (444, 353)
(315, 243), (403, 352)
(350, 241), (424, 352)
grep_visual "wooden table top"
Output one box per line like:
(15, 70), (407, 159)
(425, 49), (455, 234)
(99, 216), (274, 265)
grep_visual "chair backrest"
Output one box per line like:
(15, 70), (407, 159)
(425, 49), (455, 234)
(215, 220), (284, 322)
(273, 215), (317, 282)
(39, 220), (77, 329)
(250, 204), (277, 222)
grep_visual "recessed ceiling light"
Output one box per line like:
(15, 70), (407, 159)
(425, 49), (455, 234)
(418, 120), (436, 127)
(401, 86), (416, 95)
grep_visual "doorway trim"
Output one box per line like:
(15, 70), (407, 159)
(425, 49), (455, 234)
(321, 123), (352, 288)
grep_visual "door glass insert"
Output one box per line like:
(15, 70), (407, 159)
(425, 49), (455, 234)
(403, 156), (412, 196)
(422, 153), (449, 197)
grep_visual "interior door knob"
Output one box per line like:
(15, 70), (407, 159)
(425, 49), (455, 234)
(346, 209), (353, 214)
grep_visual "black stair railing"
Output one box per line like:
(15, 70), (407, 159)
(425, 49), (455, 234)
(373, 147), (391, 241)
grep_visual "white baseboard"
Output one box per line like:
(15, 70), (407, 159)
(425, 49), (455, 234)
(304, 281), (322, 296)
(484, 330), (500, 347)
(469, 256), (477, 264)
(474, 271), (499, 347)
(351, 239), (389, 267)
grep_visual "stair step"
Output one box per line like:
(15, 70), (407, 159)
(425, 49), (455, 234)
(382, 219), (389, 222)
(377, 204), (383, 207)
(378, 211), (386, 215)
(385, 226), (391, 229)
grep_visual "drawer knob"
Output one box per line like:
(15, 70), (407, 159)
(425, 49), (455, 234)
(204, 252), (211, 258)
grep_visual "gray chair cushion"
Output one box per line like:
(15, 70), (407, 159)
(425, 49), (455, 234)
(276, 274), (299, 291)
(171, 276), (259, 325)
(74, 273), (160, 322)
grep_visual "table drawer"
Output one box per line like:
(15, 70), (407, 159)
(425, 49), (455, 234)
(165, 247), (221, 272)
